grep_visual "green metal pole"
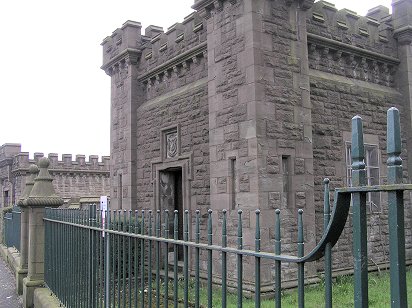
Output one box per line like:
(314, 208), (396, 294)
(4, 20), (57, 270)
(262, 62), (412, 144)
(156, 210), (161, 308)
(386, 107), (407, 308)
(148, 210), (153, 308)
(140, 210), (146, 308)
(89, 205), (95, 307)
(222, 209), (227, 308)
(275, 209), (281, 308)
(255, 210), (261, 308)
(351, 115), (368, 308)
(173, 210), (178, 307)
(183, 210), (189, 308)
(118, 210), (121, 308)
(134, 210), (139, 308)
(298, 209), (305, 308)
(141, 210), (145, 308)
(105, 210), (111, 308)
(113, 210), (117, 307)
(164, 209), (169, 308)
(123, 210), (127, 308)
(207, 209), (213, 308)
(237, 209), (243, 308)
(323, 178), (332, 308)
(110, 210), (119, 306)
(195, 210), (200, 308)
(96, 209), (99, 308)
(128, 210), (133, 308)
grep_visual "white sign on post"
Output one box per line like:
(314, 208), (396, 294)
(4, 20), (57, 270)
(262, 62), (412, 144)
(100, 196), (108, 237)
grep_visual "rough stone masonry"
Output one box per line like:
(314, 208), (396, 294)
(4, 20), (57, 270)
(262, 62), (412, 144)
(101, 0), (412, 289)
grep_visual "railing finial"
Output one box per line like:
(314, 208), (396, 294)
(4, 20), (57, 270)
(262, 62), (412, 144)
(351, 115), (366, 187)
(387, 107), (402, 183)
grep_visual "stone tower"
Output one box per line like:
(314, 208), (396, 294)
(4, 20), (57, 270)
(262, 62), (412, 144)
(102, 0), (412, 289)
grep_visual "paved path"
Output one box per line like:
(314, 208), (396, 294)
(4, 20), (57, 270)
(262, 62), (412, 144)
(0, 257), (22, 307)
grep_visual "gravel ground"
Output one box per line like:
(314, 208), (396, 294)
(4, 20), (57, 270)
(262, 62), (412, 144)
(0, 257), (22, 307)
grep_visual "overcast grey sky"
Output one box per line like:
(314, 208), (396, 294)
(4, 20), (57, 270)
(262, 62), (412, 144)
(0, 0), (391, 159)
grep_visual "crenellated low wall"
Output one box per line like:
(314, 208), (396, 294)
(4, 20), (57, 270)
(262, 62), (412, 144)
(0, 143), (110, 206)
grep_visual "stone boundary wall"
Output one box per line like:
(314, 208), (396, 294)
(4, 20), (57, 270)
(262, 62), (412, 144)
(0, 144), (110, 206)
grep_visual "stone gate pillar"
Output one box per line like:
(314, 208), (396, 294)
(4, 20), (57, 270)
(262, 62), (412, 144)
(16, 164), (39, 295)
(22, 158), (63, 308)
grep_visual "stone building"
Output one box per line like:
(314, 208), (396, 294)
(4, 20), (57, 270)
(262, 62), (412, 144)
(101, 0), (412, 288)
(0, 143), (110, 207)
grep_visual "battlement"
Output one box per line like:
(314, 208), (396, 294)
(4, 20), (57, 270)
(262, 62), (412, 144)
(305, 1), (401, 86)
(307, 1), (395, 57)
(139, 11), (205, 74)
(101, 20), (143, 74)
(101, 10), (207, 84)
(11, 152), (110, 173)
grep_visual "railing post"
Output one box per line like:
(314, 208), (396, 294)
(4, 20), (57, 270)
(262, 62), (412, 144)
(386, 107), (407, 307)
(222, 209), (227, 308)
(22, 158), (63, 308)
(351, 115), (368, 308)
(255, 209), (261, 308)
(105, 209), (110, 308)
(297, 209), (305, 308)
(323, 178), (332, 308)
(16, 164), (39, 295)
(274, 209), (281, 308)
(207, 209), (213, 308)
(88, 203), (97, 307)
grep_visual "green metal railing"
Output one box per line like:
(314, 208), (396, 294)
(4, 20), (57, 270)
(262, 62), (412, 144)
(3, 206), (21, 251)
(44, 107), (410, 308)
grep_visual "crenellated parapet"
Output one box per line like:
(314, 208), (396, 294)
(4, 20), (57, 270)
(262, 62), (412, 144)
(137, 12), (207, 96)
(101, 20), (143, 78)
(11, 152), (110, 175)
(308, 2), (395, 51)
(306, 1), (400, 86)
(102, 12), (208, 100)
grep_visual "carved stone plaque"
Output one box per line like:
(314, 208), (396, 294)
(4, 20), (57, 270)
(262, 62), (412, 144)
(166, 132), (178, 158)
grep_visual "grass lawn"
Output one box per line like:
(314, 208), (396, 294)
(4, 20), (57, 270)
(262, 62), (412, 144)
(183, 268), (412, 307)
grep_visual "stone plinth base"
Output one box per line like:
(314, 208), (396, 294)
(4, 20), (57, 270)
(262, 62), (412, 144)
(16, 266), (28, 295)
(23, 277), (43, 308)
(33, 288), (60, 308)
